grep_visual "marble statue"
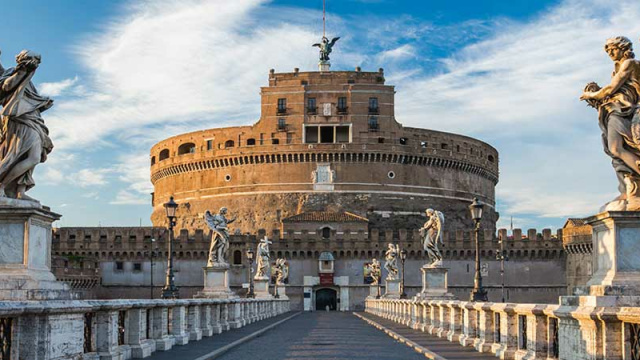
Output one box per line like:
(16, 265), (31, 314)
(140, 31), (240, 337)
(384, 243), (399, 280)
(255, 236), (271, 279)
(204, 207), (236, 266)
(368, 258), (382, 285)
(312, 36), (340, 62)
(420, 209), (445, 267)
(273, 258), (289, 285)
(0, 49), (53, 201)
(580, 36), (640, 211)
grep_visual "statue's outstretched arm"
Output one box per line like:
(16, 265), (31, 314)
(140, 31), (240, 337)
(583, 60), (633, 100)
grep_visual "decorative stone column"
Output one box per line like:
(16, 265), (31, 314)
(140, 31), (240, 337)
(128, 307), (155, 358)
(414, 266), (455, 301)
(195, 263), (238, 299)
(0, 204), (70, 300)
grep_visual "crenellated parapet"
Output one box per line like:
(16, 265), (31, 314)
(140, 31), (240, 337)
(53, 224), (564, 263)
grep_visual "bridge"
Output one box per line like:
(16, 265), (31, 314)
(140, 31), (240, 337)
(1, 294), (637, 359)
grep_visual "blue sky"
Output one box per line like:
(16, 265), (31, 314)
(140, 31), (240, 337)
(1, 0), (637, 231)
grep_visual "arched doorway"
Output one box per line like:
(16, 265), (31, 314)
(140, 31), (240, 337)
(315, 288), (337, 311)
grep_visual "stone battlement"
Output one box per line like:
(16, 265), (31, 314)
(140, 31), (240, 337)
(53, 225), (564, 262)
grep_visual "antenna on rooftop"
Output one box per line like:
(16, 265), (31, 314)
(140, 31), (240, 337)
(323, 0), (326, 38)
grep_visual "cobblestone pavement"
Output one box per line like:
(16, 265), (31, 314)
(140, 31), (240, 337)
(217, 311), (426, 360)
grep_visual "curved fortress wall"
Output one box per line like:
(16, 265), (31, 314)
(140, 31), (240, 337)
(150, 69), (499, 233)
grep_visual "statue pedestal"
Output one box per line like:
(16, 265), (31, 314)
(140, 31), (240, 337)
(0, 203), (71, 300)
(319, 61), (330, 72)
(562, 211), (640, 306)
(195, 263), (238, 299)
(275, 284), (288, 300)
(414, 266), (456, 300)
(383, 278), (401, 298)
(253, 277), (273, 299)
(367, 284), (381, 299)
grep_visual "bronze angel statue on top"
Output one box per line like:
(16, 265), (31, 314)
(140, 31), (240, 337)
(0, 49), (54, 201)
(313, 36), (340, 62)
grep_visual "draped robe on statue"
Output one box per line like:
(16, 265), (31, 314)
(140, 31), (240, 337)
(0, 67), (53, 197)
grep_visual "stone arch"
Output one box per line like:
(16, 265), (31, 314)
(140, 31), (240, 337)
(159, 149), (170, 161)
(178, 142), (196, 155)
(151, 156), (156, 166)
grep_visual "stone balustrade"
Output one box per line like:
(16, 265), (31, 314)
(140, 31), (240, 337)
(0, 298), (290, 360)
(365, 298), (640, 360)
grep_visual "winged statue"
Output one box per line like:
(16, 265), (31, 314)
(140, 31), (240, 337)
(313, 36), (340, 62)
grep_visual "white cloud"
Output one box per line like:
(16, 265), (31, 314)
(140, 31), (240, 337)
(378, 44), (415, 61)
(110, 190), (148, 205)
(39, 77), (79, 97)
(70, 169), (109, 187)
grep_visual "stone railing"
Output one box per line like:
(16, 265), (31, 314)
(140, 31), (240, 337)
(365, 298), (640, 360)
(0, 298), (289, 360)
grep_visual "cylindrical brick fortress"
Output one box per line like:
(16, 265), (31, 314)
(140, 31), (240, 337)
(150, 69), (499, 233)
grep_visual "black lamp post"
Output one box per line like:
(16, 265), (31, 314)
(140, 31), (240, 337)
(161, 196), (179, 299)
(400, 249), (408, 299)
(148, 237), (157, 299)
(469, 197), (488, 302)
(496, 236), (509, 302)
(246, 248), (255, 298)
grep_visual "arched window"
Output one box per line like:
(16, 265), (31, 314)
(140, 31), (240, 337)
(224, 140), (235, 148)
(488, 155), (495, 162)
(233, 250), (242, 265)
(246, 138), (256, 146)
(178, 142), (196, 155)
(159, 149), (170, 161)
(322, 227), (331, 239)
(150, 156), (156, 166)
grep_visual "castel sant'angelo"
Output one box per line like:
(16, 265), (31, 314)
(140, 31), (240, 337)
(149, 66), (499, 234)
(53, 37), (567, 310)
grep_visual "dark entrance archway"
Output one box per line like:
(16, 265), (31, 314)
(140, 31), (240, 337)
(315, 288), (337, 311)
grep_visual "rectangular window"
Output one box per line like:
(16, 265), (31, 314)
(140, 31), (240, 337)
(277, 98), (286, 113)
(84, 235), (91, 241)
(307, 98), (316, 113)
(206, 139), (213, 150)
(115, 235), (122, 242)
(336, 126), (350, 143)
(69, 234), (76, 241)
(320, 126), (334, 143)
(133, 263), (142, 272)
(369, 97), (379, 113)
(115, 262), (124, 271)
(368, 116), (378, 131)
(278, 118), (287, 131)
(129, 235), (137, 242)
(305, 126), (319, 143)
(337, 97), (347, 113)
